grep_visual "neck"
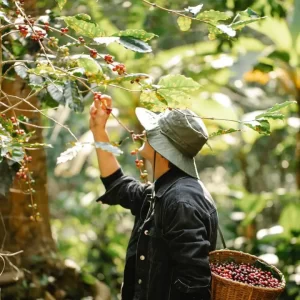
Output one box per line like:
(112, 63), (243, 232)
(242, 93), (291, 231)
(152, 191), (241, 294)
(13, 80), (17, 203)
(154, 165), (170, 180)
(152, 153), (170, 180)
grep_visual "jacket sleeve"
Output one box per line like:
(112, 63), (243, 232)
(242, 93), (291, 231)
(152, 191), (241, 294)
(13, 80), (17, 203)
(162, 200), (212, 298)
(96, 168), (151, 216)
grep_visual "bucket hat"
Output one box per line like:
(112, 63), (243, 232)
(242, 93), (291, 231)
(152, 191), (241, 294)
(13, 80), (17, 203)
(135, 107), (209, 178)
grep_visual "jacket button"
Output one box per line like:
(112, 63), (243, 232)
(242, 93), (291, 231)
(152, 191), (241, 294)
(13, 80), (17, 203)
(138, 279), (142, 284)
(140, 255), (145, 261)
(144, 230), (149, 235)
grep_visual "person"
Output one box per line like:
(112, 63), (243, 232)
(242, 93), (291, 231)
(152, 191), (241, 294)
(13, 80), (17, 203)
(89, 94), (218, 300)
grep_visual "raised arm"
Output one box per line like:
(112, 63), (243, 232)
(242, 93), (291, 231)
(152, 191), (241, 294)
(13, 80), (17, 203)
(89, 94), (120, 177)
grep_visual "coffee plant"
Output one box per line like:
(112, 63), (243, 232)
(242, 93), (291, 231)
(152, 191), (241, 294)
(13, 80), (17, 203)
(0, 0), (296, 222)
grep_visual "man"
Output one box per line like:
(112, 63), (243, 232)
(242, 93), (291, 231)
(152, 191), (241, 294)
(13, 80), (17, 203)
(89, 94), (218, 300)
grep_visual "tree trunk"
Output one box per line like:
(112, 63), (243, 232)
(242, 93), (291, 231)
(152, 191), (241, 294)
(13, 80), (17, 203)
(0, 77), (56, 261)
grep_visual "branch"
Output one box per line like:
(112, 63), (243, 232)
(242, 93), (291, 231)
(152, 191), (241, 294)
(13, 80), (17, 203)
(1, 91), (79, 141)
(141, 0), (217, 27)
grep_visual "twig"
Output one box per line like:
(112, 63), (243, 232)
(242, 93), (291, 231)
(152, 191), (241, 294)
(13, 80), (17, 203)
(141, 0), (217, 27)
(18, 119), (53, 129)
(1, 91), (79, 141)
(0, 250), (23, 257)
(0, 88), (44, 114)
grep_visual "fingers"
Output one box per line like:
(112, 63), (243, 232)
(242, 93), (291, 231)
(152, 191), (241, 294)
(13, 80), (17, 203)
(93, 94), (112, 109)
(90, 94), (113, 121)
(89, 103), (97, 118)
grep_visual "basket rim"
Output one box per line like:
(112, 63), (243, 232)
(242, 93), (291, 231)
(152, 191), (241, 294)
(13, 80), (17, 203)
(209, 249), (286, 291)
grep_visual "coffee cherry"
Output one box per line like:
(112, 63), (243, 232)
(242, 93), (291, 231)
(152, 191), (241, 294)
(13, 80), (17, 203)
(48, 37), (58, 48)
(44, 22), (50, 31)
(140, 172), (148, 179)
(106, 107), (112, 115)
(131, 150), (137, 155)
(210, 261), (282, 288)
(31, 30), (46, 41)
(90, 49), (98, 59)
(104, 54), (114, 64)
(112, 63), (126, 75)
(93, 92), (102, 101)
(61, 27), (69, 35)
(18, 25), (28, 38)
(78, 36), (85, 44)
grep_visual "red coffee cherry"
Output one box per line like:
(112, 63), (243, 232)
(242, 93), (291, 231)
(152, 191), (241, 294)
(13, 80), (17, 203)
(90, 49), (98, 59)
(104, 54), (114, 64)
(60, 27), (69, 35)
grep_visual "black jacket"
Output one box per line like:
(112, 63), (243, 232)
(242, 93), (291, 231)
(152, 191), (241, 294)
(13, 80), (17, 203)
(97, 167), (218, 300)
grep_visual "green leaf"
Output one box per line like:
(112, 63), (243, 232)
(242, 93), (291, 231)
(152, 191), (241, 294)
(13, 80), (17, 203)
(56, 0), (67, 10)
(94, 142), (123, 156)
(14, 64), (28, 79)
(243, 8), (260, 18)
(28, 74), (44, 90)
(118, 37), (152, 53)
(157, 75), (200, 107)
(268, 50), (290, 63)
(231, 17), (266, 30)
(209, 128), (241, 137)
(140, 90), (166, 111)
(64, 81), (84, 112)
(244, 119), (271, 135)
(113, 29), (157, 42)
(279, 203), (300, 236)
(78, 57), (102, 75)
(62, 15), (105, 38)
(158, 74), (200, 92)
(184, 4), (203, 16)
(255, 113), (284, 120)
(217, 24), (236, 37)
(177, 16), (192, 31)
(11, 144), (25, 162)
(47, 83), (64, 103)
(264, 100), (297, 114)
(196, 10), (230, 24)
(74, 13), (92, 22)
(57, 143), (83, 164)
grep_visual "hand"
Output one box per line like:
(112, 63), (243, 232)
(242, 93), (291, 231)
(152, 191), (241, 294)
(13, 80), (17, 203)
(89, 94), (112, 136)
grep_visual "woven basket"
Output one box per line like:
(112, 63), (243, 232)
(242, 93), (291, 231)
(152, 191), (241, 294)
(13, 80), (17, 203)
(209, 249), (285, 300)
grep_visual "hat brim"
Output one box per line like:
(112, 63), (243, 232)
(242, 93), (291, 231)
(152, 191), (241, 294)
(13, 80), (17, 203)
(147, 127), (199, 179)
(135, 107), (160, 131)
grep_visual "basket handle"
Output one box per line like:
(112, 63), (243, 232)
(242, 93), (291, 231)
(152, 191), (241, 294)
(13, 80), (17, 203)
(218, 225), (227, 249)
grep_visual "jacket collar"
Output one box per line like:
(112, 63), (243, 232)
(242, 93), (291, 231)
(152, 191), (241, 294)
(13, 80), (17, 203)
(154, 166), (190, 198)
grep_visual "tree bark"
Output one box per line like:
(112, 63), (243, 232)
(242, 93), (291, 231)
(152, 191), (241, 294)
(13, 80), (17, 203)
(0, 77), (56, 268)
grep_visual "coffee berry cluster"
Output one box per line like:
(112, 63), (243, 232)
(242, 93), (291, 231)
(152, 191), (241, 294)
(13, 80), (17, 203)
(210, 261), (282, 288)
(112, 63), (126, 75)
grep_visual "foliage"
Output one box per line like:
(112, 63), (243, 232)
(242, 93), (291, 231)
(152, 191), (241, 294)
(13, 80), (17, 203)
(0, 0), (299, 299)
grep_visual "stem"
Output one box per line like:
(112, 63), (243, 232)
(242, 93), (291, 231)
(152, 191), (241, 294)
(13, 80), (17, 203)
(0, 250), (23, 257)
(1, 91), (78, 142)
(141, 0), (217, 27)
(15, 2), (56, 71)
